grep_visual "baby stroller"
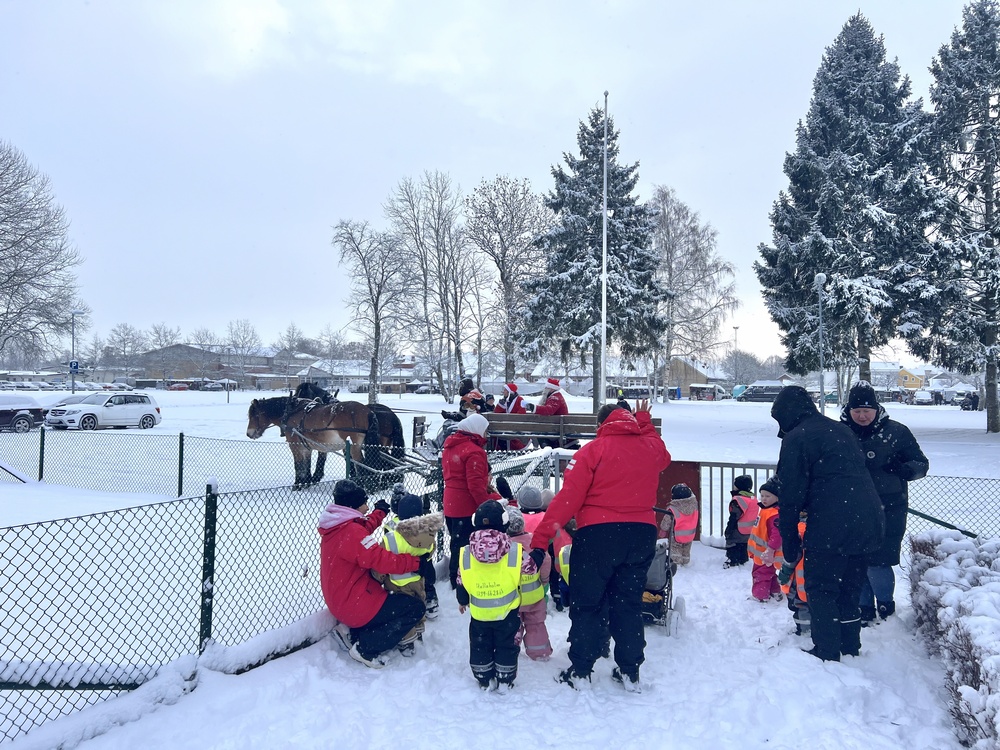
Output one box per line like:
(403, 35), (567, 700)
(641, 536), (685, 635)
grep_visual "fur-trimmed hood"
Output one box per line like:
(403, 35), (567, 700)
(394, 512), (444, 550)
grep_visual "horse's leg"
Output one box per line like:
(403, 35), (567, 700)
(312, 450), (327, 484)
(291, 443), (310, 490)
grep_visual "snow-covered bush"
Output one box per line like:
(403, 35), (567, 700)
(910, 530), (1000, 748)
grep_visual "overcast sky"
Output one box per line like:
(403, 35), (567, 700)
(0, 0), (970, 362)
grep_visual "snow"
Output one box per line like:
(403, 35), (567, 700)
(5, 389), (994, 749)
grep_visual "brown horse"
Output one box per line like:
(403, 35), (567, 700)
(246, 396), (403, 489)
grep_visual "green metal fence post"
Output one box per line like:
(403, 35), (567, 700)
(38, 426), (45, 481)
(177, 432), (185, 497)
(199, 482), (218, 652)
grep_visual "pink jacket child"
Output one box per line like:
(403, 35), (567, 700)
(506, 507), (553, 660)
(748, 478), (784, 602)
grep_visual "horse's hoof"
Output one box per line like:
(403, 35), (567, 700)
(292, 484), (303, 492)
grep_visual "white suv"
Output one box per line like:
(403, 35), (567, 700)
(45, 392), (162, 430)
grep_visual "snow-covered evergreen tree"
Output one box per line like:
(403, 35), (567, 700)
(754, 13), (940, 381)
(524, 106), (664, 411)
(902, 0), (1000, 432)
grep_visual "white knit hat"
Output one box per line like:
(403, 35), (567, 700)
(456, 412), (489, 437)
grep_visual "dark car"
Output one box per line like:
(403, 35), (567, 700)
(0, 394), (46, 432)
(736, 382), (786, 403)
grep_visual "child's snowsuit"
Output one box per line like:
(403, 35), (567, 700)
(510, 528), (553, 660)
(456, 528), (539, 688)
(377, 512), (443, 642)
(668, 491), (699, 565)
(782, 517), (810, 634)
(725, 491), (757, 566)
(747, 505), (783, 600)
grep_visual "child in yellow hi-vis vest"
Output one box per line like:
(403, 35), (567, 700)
(456, 500), (540, 693)
(375, 494), (443, 656)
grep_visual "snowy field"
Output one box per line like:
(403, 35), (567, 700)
(4, 389), (995, 749)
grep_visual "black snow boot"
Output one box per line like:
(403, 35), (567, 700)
(877, 601), (895, 620)
(859, 605), (877, 626)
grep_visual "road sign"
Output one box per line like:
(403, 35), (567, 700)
(69, 360), (79, 373)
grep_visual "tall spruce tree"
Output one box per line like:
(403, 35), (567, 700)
(754, 14), (939, 382)
(524, 106), (663, 411)
(901, 0), (1000, 432)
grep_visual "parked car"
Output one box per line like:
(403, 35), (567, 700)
(202, 382), (224, 391)
(913, 390), (934, 405)
(736, 381), (786, 403)
(0, 394), (46, 432)
(45, 394), (92, 409)
(0, 380), (15, 390)
(167, 383), (190, 391)
(44, 392), (161, 430)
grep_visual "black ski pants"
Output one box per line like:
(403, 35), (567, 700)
(352, 592), (426, 660)
(469, 609), (521, 686)
(446, 516), (474, 591)
(804, 549), (867, 661)
(568, 522), (656, 678)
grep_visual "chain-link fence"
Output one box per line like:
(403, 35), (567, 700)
(698, 462), (997, 540)
(0, 445), (563, 744)
(2, 440), (994, 745)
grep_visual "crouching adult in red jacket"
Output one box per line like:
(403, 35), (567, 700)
(319, 479), (425, 668)
(529, 401), (670, 692)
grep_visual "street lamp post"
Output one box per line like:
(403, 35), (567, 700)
(70, 310), (84, 394)
(599, 90), (609, 412)
(815, 273), (827, 415)
(732, 325), (740, 387)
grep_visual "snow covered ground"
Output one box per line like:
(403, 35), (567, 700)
(5, 389), (993, 749)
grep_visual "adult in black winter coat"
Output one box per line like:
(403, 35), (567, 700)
(840, 381), (928, 623)
(770, 386), (885, 661)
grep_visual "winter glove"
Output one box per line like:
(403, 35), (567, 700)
(495, 475), (513, 500)
(529, 548), (546, 571)
(762, 548), (776, 566)
(372, 499), (391, 514)
(525, 402), (535, 412)
(777, 562), (795, 587)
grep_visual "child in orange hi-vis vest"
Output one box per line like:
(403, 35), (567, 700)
(780, 509), (809, 636)
(747, 477), (784, 602)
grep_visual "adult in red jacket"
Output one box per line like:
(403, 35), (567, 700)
(441, 412), (491, 591)
(319, 479), (425, 667)
(528, 377), (569, 416)
(530, 401), (670, 691)
(493, 382), (527, 450)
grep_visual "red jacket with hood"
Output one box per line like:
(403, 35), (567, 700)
(530, 409), (670, 549)
(533, 389), (568, 416)
(441, 429), (490, 518)
(318, 504), (420, 628)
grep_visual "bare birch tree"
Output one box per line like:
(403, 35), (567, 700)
(464, 176), (552, 380)
(384, 171), (467, 401)
(334, 220), (412, 405)
(226, 319), (261, 387)
(106, 323), (148, 379)
(0, 141), (86, 356)
(649, 186), (739, 400)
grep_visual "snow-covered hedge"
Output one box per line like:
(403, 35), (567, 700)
(910, 530), (1000, 748)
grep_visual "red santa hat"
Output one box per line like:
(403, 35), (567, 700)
(544, 377), (561, 390)
(503, 382), (518, 395)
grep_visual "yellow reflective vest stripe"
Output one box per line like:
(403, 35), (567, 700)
(556, 545), (571, 584)
(460, 542), (523, 621)
(520, 568), (544, 606)
(383, 530), (431, 586)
